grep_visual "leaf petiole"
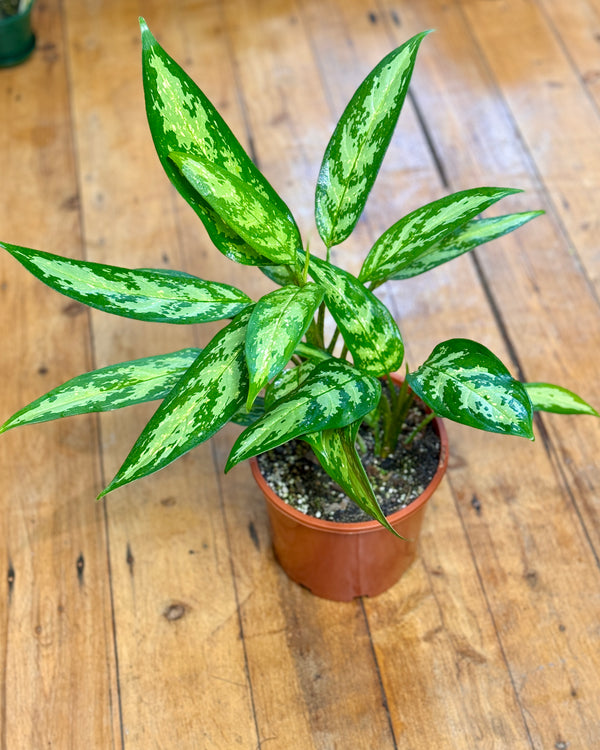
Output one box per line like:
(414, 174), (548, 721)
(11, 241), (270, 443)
(403, 411), (435, 446)
(327, 327), (341, 354)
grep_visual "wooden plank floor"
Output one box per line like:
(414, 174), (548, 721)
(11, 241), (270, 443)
(1, 0), (599, 747)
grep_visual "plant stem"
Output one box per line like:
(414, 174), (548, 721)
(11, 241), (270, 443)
(403, 411), (435, 446)
(355, 432), (366, 453)
(326, 327), (340, 353)
(386, 373), (398, 409)
(301, 243), (311, 285)
(367, 279), (381, 292)
(316, 301), (325, 344)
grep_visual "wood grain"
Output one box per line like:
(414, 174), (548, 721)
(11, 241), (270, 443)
(378, 1), (600, 746)
(0, 0), (598, 747)
(60, 0), (258, 746)
(0, 2), (119, 747)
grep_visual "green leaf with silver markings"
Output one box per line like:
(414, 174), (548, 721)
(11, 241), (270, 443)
(245, 283), (324, 409)
(0, 343), (262, 432)
(0, 348), (201, 432)
(307, 255), (404, 376)
(525, 383), (599, 417)
(232, 398), (265, 426)
(315, 31), (429, 248)
(303, 422), (399, 534)
(140, 18), (298, 266)
(360, 187), (522, 284)
(99, 308), (253, 496)
(264, 361), (317, 409)
(1, 243), (252, 324)
(225, 359), (381, 470)
(170, 152), (300, 266)
(407, 339), (534, 438)
(388, 211), (544, 280)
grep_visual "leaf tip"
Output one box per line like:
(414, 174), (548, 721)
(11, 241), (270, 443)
(245, 392), (257, 414)
(139, 17), (154, 49)
(224, 441), (246, 474)
(97, 476), (122, 499)
(406, 29), (434, 46)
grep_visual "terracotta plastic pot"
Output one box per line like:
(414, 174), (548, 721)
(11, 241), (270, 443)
(0, 4), (35, 68)
(250, 406), (449, 602)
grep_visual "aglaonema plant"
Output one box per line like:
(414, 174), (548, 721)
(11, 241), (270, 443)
(1, 20), (597, 534)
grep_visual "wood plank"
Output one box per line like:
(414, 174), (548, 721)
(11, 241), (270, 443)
(61, 1), (257, 745)
(174, 0), (397, 745)
(376, 1), (600, 746)
(298, 2), (538, 745)
(381, 1), (600, 555)
(532, 0), (600, 111)
(218, 0), (545, 745)
(389, 0), (600, 545)
(0, 2), (119, 746)
(458, 0), (600, 289)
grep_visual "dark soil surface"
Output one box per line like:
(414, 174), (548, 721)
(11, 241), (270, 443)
(257, 404), (441, 523)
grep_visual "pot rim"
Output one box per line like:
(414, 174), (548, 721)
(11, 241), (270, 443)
(250, 411), (448, 536)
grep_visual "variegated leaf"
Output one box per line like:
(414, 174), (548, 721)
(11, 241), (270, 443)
(1, 243), (252, 324)
(264, 361), (317, 409)
(303, 423), (398, 534)
(225, 359), (381, 470)
(307, 255), (404, 376)
(388, 212), (544, 280)
(407, 339), (534, 438)
(0, 348), (201, 432)
(246, 283), (323, 408)
(315, 31), (429, 248)
(245, 283), (324, 408)
(140, 19), (298, 266)
(232, 397), (265, 426)
(170, 152), (300, 266)
(359, 187), (522, 284)
(100, 308), (253, 496)
(525, 383), (599, 417)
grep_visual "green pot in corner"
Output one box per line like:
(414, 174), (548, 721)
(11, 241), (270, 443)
(0, 2), (35, 67)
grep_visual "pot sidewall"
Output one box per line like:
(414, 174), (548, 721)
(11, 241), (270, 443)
(251, 413), (449, 601)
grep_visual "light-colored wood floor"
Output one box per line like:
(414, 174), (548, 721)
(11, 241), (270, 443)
(1, 0), (599, 747)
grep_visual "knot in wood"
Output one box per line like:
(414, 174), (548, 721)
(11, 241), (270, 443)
(163, 602), (187, 622)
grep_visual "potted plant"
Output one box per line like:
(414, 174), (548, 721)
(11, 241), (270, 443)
(1, 20), (596, 600)
(0, 0), (35, 67)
